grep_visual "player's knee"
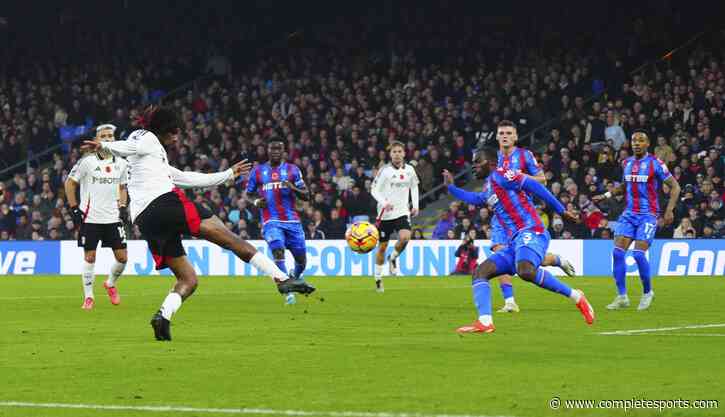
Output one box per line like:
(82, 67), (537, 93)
(474, 260), (495, 280)
(272, 248), (285, 261)
(516, 262), (536, 282)
(612, 247), (625, 262)
(84, 253), (96, 264)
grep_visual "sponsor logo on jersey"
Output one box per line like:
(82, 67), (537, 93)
(624, 174), (649, 183)
(91, 177), (122, 185)
(262, 182), (286, 191)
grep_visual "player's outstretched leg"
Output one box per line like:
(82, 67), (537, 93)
(387, 229), (411, 277)
(517, 260), (594, 325)
(81, 251), (96, 310)
(607, 241), (631, 310)
(150, 255), (197, 341)
(104, 249), (127, 305)
(199, 216), (314, 295)
(457, 260), (500, 334)
(543, 252), (576, 277)
(632, 244), (654, 310)
(497, 275), (519, 313)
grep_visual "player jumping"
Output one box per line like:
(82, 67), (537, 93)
(370, 141), (420, 292)
(65, 124), (129, 309)
(244, 140), (310, 305)
(444, 146), (594, 334)
(82, 106), (314, 341)
(593, 130), (680, 310)
(493, 121), (576, 313)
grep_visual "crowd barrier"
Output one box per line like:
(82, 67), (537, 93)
(0, 240), (722, 277)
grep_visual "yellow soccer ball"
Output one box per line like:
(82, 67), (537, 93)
(346, 221), (380, 254)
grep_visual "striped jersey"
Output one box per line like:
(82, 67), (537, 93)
(621, 154), (671, 215)
(246, 162), (305, 225)
(482, 169), (547, 236)
(492, 147), (542, 238)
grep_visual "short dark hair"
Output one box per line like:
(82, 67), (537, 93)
(472, 146), (498, 163)
(497, 120), (517, 131)
(631, 129), (650, 140)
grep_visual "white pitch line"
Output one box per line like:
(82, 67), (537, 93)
(0, 402), (512, 417)
(599, 323), (725, 336)
(615, 333), (725, 337)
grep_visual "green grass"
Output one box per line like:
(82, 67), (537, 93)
(0, 275), (723, 417)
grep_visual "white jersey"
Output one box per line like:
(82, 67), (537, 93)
(101, 129), (233, 223)
(371, 163), (420, 221)
(68, 153), (127, 224)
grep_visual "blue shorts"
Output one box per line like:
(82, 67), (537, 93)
(614, 212), (657, 245)
(262, 221), (306, 252)
(488, 230), (550, 275)
(490, 221), (509, 249)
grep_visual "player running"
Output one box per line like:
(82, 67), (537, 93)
(370, 141), (420, 292)
(82, 106), (314, 341)
(444, 146), (594, 334)
(493, 121), (576, 313)
(244, 140), (310, 305)
(593, 130), (680, 311)
(65, 124), (129, 309)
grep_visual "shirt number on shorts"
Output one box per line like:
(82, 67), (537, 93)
(117, 226), (127, 243)
(643, 223), (656, 239)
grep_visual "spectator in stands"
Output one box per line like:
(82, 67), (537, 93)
(432, 211), (454, 240)
(452, 230), (479, 275)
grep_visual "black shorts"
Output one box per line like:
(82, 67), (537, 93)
(135, 188), (213, 270)
(378, 215), (411, 243)
(78, 222), (127, 251)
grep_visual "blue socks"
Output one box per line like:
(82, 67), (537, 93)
(290, 249), (307, 280)
(533, 269), (573, 298)
(612, 247), (627, 296)
(274, 259), (287, 274)
(500, 283), (514, 300)
(632, 249), (651, 294)
(472, 279), (492, 317)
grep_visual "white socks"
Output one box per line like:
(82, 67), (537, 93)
(82, 261), (95, 299)
(106, 261), (126, 287)
(569, 289), (583, 303)
(478, 315), (493, 325)
(374, 263), (383, 282)
(389, 249), (400, 261)
(160, 292), (182, 321)
(250, 252), (287, 281)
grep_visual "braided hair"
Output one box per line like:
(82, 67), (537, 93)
(135, 106), (181, 137)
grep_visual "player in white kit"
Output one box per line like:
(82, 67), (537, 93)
(65, 124), (128, 310)
(82, 106), (314, 341)
(370, 141), (420, 292)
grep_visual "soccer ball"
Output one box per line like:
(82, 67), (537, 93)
(346, 221), (379, 254)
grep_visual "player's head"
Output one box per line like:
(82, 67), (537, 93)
(138, 106), (181, 145)
(471, 146), (498, 179)
(267, 140), (284, 165)
(631, 130), (650, 157)
(497, 120), (518, 150)
(389, 141), (405, 166)
(95, 124), (116, 142)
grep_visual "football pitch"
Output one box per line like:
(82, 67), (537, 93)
(0, 275), (723, 417)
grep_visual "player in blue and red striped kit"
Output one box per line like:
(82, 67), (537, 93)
(245, 140), (312, 305)
(444, 147), (594, 333)
(593, 131), (680, 311)
(492, 121), (576, 313)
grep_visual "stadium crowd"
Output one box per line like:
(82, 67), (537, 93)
(0, 6), (723, 242)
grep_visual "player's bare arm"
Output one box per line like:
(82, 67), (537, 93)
(662, 176), (681, 225)
(592, 183), (625, 202)
(244, 191), (267, 209)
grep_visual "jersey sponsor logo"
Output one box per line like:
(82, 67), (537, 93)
(262, 182), (286, 191)
(624, 174), (649, 183)
(91, 176), (122, 185)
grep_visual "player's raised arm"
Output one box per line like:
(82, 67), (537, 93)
(443, 169), (486, 206)
(169, 160), (250, 189)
